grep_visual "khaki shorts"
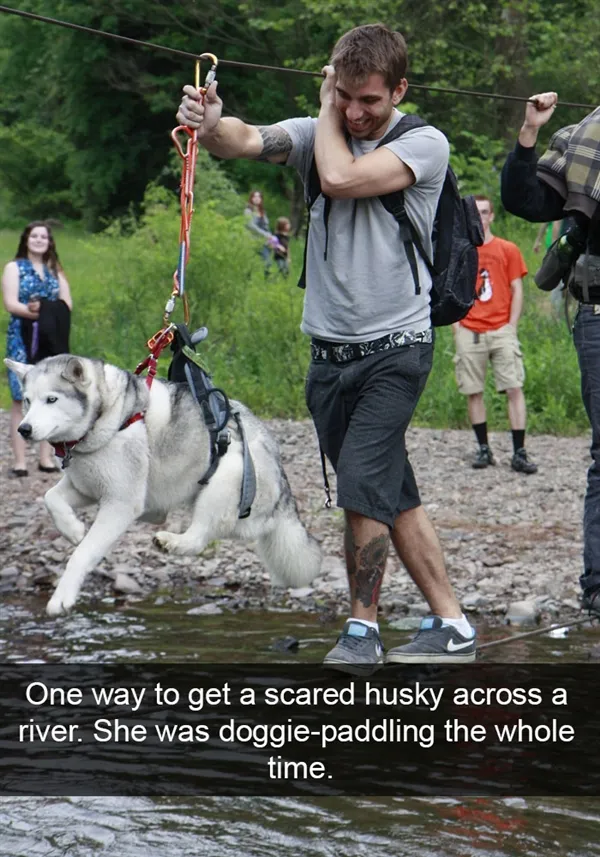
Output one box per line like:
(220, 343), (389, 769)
(454, 323), (525, 395)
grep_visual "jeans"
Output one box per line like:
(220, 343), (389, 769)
(573, 305), (600, 593)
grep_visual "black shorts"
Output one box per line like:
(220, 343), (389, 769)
(305, 342), (433, 527)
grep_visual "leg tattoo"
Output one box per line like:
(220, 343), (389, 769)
(348, 532), (389, 608)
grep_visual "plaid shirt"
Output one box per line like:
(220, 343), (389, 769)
(537, 107), (600, 218)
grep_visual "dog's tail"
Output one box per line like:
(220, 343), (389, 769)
(256, 493), (322, 588)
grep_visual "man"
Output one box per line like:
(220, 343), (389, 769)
(453, 196), (537, 474)
(177, 24), (476, 670)
(501, 92), (600, 615)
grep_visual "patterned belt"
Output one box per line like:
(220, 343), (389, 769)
(310, 329), (433, 363)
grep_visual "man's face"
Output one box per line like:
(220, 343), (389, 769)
(335, 73), (406, 140)
(475, 200), (494, 231)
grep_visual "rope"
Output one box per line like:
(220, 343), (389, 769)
(478, 614), (594, 651)
(0, 4), (595, 110)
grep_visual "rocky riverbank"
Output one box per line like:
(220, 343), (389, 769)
(0, 409), (589, 626)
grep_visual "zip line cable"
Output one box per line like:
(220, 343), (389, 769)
(0, 3), (595, 110)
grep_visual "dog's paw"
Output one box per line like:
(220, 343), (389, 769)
(153, 531), (178, 553)
(53, 515), (86, 546)
(66, 518), (86, 546)
(47, 587), (78, 617)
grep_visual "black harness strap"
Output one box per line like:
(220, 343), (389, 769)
(169, 324), (256, 518)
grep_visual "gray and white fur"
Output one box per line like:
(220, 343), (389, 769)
(5, 355), (322, 617)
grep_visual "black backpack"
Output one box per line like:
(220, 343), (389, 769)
(298, 114), (484, 326)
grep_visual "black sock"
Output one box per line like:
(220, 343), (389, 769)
(512, 429), (525, 453)
(472, 422), (488, 447)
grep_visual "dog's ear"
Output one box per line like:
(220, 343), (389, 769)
(61, 357), (91, 387)
(4, 359), (33, 380)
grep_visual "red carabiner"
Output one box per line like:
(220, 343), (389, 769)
(168, 53), (219, 321)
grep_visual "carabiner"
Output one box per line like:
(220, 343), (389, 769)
(196, 53), (218, 93)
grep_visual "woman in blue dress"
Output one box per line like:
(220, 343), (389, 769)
(2, 221), (72, 476)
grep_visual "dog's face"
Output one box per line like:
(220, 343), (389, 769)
(5, 356), (93, 443)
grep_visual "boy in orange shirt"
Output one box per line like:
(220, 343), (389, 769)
(453, 195), (537, 474)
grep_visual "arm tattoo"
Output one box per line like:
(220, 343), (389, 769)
(256, 125), (293, 161)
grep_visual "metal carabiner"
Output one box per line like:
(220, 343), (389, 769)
(196, 52), (218, 94)
(171, 53), (218, 155)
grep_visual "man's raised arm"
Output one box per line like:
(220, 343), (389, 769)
(176, 82), (292, 164)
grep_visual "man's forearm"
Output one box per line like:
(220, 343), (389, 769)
(315, 104), (353, 188)
(200, 117), (257, 159)
(518, 124), (540, 149)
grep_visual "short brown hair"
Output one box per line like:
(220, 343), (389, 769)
(276, 217), (291, 232)
(330, 24), (408, 91)
(474, 195), (494, 213)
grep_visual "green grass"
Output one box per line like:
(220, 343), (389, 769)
(0, 209), (589, 435)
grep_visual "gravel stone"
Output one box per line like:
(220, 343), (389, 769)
(0, 411), (589, 626)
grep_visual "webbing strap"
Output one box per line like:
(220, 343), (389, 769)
(233, 411), (256, 519)
(320, 446), (332, 509)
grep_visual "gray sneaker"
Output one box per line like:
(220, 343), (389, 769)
(386, 615), (476, 664)
(323, 620), (385, 676)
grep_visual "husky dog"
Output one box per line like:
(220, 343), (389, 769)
(5, 355), (321, 617)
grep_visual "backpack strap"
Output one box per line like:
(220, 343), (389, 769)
(378, 188), (432, 296)
(298, 155), (327, 289)
(375, 114), (436, 296)
(298, 134), (351, 289)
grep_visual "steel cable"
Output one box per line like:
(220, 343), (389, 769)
(0, 3), (595, 110)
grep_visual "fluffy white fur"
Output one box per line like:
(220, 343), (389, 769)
(5, 355), (321, 616)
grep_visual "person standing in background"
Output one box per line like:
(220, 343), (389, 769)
(244, 189), (273, 274)
(272, 216), (292, 276)
(453, 196), (537, 474)
(2, 221), (72, 477)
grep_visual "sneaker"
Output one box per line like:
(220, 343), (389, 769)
(386, 615), (476, 664)
(511, 448), (538, 474)
(323, 620), (385, 676)
(472, 444), (495, 469)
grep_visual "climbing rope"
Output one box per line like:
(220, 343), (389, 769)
(169, 53), (218, 329)
(131, 54), (219, 386)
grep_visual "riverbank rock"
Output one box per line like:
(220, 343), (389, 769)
(506, 600), (541, 627)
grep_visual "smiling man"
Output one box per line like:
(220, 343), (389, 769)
(176, 23), (475, 672)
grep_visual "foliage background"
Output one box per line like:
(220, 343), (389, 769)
(0, 0), (594, 433)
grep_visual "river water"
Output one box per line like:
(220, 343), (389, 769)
(1, 597), (599, 855)
(1, 795), (599, 857)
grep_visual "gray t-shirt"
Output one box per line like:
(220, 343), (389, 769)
(277, 111), (449, 342)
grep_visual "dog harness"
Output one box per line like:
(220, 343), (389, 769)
(168, 324), (256, 519)
(51, 327), (256, 519)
